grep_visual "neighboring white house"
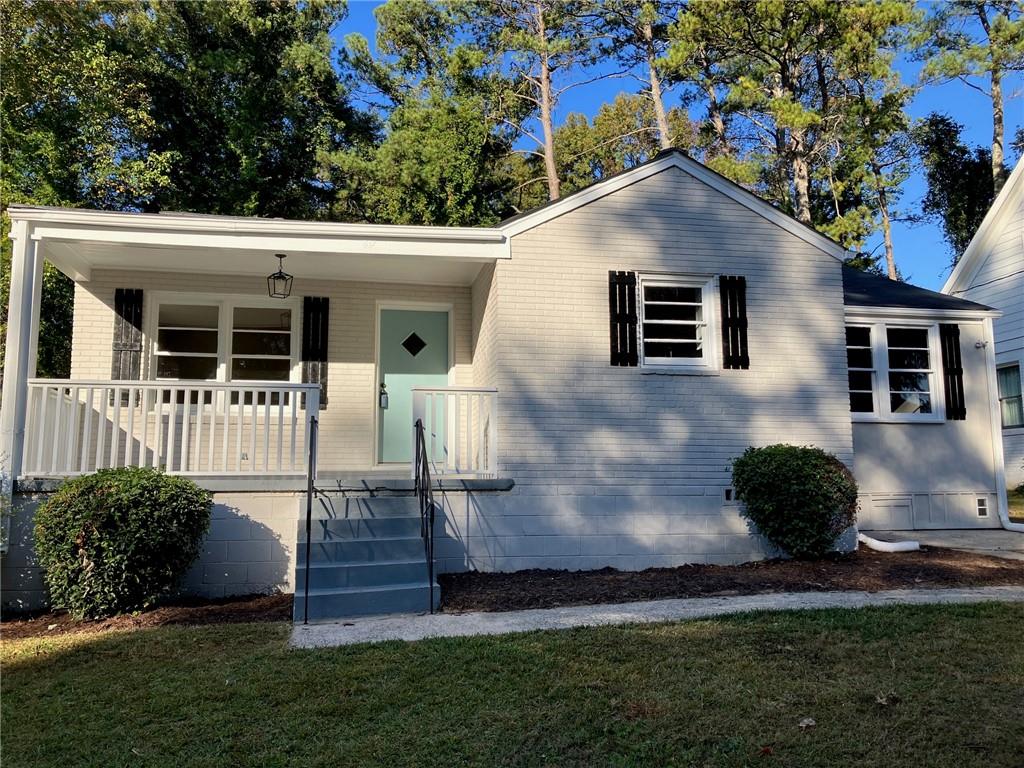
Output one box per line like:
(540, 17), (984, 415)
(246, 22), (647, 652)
(943, 160), (1024, 490)
(1, 150), (1014, 619)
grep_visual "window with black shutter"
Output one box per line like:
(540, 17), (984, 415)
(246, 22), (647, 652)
(111, 288), (144, 381)
(608, 271), (638, 366)
(719, 275), (749, 370)
(939, 323), (966, 421)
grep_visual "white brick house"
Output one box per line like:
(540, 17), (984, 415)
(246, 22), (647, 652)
(2, 150), (1016, 618)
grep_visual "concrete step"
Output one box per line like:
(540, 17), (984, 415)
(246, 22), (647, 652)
(293, 582), (440, 621)
(297, 536), (426, 564)
(295, 559), (430, 589)
(304, 495), (433, 520)
(298, 515), (447, 542)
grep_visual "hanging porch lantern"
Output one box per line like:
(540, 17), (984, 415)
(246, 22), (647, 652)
(267, 253), (293, 299)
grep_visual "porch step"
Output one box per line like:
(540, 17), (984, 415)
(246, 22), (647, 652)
(295, 559), (430, 589)
(306, 495), (427, 520)
(298, 515), (443, 542)
(297, 536), (426, 565)
(293, 582), (440, 622)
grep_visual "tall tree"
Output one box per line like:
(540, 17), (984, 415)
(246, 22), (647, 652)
(470, 1), (601, 200)
(832, 0), (916, 279)
(917, 1), (1024, 194)
(588, 1), (683, 150)
(336, 0), (514, 224)
(667, 0), (852, 225)
(120, 0), (374, 219)
(914, 113), (998, 263)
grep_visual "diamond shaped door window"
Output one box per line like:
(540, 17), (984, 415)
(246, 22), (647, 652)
(402, 332), (427, 357)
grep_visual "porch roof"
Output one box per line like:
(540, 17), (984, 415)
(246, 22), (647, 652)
(7, 205), (509, 286)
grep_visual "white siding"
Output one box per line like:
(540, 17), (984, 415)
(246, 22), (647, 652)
(955, 184), (1024, 488)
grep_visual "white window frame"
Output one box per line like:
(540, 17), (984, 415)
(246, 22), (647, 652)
(637, 273), (719, 372)
(147, 292), (301, 385)
(997, 362), (1024, 430)
(846, 318), (944, 423)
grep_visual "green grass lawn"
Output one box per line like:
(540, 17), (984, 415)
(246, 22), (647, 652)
(3, 604), (1023, 768)
(1009, 487), (1024, 521)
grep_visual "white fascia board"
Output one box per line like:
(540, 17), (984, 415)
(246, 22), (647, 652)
(7, 205), (506, 243)
(500, 153), (852, 263)
(844, 305), (1001, 321)
(942, 158), (1024, 294)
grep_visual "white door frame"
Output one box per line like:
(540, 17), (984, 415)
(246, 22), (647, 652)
(373, 300), (454, 467)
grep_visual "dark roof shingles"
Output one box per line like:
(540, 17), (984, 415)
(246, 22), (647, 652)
(842, 266), (993, 312)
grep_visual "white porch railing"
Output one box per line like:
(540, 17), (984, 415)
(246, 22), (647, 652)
(23, 379), (321, 478)
(412, 387), (498, 477)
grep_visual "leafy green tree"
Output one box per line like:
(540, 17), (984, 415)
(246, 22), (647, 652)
(588, 1), (684, 150)
(916, 1), (1024, 194)
(336, 0), (514, 224)
(120, 0), (374, 219)
(914, 113), (998, 263)
(469, 0), (602, 200)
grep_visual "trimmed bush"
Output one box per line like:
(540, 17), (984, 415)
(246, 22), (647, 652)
(732, 444), (858, 559)
(34, 468), (212, 619)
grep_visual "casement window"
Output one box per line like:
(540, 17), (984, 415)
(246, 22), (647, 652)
(637, 274), (718, 370)
(845, 321), (953, 422)
(997, 364), (1024, 428)
(150, 296), (300, 387)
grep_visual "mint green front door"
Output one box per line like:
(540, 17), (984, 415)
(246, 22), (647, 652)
(378, 309), (450, 463)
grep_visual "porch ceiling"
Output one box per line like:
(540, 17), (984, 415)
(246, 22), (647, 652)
(12, 206), (509, 286)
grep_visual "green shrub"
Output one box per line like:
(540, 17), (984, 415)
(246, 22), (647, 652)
(34, 468), (212, 619)
(732, 444), (858, 559)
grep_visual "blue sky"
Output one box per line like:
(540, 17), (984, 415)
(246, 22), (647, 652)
(339, 0), (1022, 290)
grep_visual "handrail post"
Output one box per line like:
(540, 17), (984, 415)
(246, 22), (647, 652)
(303, 413), (318, 625)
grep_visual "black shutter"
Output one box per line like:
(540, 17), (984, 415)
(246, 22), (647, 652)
(608, 271), (638, 366)
(939, 323), (966, 420)
(719, 276), (749, 370)
(301, 297), (329, 410)
(111, 289), (143, 380)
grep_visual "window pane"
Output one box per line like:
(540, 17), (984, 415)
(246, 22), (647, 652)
(644, 303), (701, 322)
(845, 326), (871, 347)
(850, 391), (874, 413)
(848, 371), (873, 391)
(642, 323), (699, 341)
(888, 372), (930, 393)
(1002, 396), (1024, 429)
(887, 327), (928, 348)
(890, 392), (932, 414)
(644, 285), (701, 303)
(232, 331), (291, 356)
(847, 348), (873, 368)
(643, 341), (702, 359)
(157, 356), (217, 380)
(233, 306), (291, 331)
(231, 358), (291, 381)
(997, 365), (1022, 399)
(888, 349), (930, 369)
(158, 304), (219, 329)
(158, 328), (218, 354)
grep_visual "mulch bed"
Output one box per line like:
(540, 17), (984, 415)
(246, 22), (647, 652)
(1, 593), (292, 642)
(438, 547), (1024, 613)
(4, 547), (1021, 640)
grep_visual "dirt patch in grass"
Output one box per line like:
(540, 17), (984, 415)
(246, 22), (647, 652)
(1, 593), (291, 641)
(439, 547), (1024, 613)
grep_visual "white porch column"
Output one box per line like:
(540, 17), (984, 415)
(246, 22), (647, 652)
(1, 219), (44, 498)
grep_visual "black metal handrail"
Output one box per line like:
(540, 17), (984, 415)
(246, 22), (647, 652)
(413, 418), (436, 614)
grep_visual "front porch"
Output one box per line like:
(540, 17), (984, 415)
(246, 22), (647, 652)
(1, 205), (509, 494)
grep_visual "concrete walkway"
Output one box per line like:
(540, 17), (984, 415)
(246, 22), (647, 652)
(864, 529), (1024, 561)
(289, 585), (1024, 648)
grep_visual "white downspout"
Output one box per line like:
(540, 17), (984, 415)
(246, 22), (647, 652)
(982, 317), (1024, 532)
